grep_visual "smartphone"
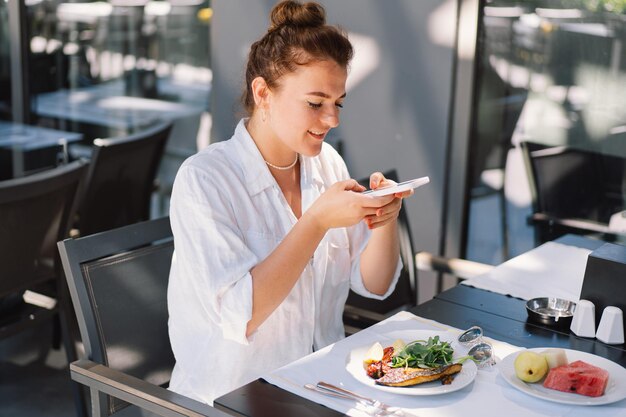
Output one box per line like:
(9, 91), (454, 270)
(362, 176), (430, 197)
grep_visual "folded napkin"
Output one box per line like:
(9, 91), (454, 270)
(462, 241), (592, 302)
(263, 312), (625, 417)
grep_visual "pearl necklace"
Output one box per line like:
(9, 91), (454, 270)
(264, 154), (299, 170)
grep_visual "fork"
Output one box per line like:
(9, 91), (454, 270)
(305, 381), (409, 416)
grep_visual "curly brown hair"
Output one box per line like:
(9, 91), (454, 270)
(241, 1), (353, 115)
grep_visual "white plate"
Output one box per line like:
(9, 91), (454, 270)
(499, 348), (626, 405)
(345, 330), (477, 396)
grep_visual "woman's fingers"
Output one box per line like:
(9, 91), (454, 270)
(367, 209), (396, 222)
(337, 179), (364, 192)
(315, 178), (407, 230)
(311, 175), (412, 230)
(369, 172), (385, 189)
(364, 199), (402, 228)
(365, 214), (396, 229)
(394, 188), (414, 199)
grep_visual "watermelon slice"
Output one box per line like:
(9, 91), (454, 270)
(543, 360), (609, 397)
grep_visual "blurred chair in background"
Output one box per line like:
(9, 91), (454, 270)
(0, 159), (88, 416)
(520, 141), (625, 245)
(342, 170), (418, 334)
(58, 217), (229, 417)
(75, 121), (171, 237)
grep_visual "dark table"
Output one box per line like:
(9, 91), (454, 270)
(215, 236), (625, 416)
(0, 121), (83, 179)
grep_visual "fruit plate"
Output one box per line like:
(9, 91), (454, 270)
(345, 330), (477, 396)
(499, 348), (626, 405)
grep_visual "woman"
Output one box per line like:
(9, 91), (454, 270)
(167, 0), (413, 404)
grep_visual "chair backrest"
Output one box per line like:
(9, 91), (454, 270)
(77, 122), (172, 236)
(521, 141), (625, 242)
(0, 160), (87, 297)
(58, 217), (174, 416)
(345, 170), (418, 316)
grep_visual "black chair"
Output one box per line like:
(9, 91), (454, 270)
(342, 170), (418, 333)
(0, 160), (88, 415)
(57, 217), (230, 417)
(0, 159), (86, 336)
(520, 141), (625, 245)
(75, 122), (172, 237)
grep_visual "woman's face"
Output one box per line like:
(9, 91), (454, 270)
(266, 59), (347, 157)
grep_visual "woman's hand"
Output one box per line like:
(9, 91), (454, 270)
(306, 179), (394, 231)
(364, 172), (414, 230)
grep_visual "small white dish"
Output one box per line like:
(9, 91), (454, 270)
(596, 306), (624, 345)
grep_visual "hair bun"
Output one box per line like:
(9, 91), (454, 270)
(269, 1), (326, 32)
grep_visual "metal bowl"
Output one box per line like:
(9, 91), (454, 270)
(526, 297), (576, 328)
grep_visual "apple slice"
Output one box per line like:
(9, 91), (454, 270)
(541, 348), (568, 369)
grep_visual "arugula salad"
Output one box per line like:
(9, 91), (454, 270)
(391, 336), (475, 369)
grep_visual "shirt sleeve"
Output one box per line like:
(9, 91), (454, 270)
(346, 221), (403, 299)
(324, 149), (403, 299)
(169, 164), (256, 345)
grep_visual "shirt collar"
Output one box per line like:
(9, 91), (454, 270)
(232, 118), (327, 196)
(232, 119), (276, 196)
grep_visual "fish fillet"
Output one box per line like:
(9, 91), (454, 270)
(375, 363), (463, 387)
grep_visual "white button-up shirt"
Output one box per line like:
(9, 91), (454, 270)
(167, 119), (401, 404)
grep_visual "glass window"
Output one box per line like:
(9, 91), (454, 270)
(26, 0), (211, 135)
(466, 0), (626, 264)
(19, 0), (212, 212)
